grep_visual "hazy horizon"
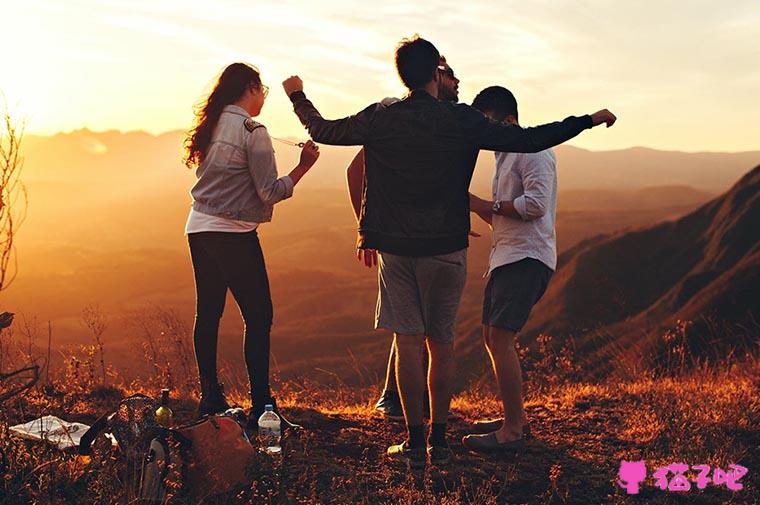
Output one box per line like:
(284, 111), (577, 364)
(21, 127), (760, 157)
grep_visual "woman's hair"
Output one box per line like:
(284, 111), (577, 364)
(184, 63), (262, 168)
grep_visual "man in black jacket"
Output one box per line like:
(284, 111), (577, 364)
(348, 55), (461, 423)
(283, 35), (615, 468)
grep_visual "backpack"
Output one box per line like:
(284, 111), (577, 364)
(79, 393), (162, 459)
(80, 395), (258, 501)
(174, 412), (258, 500)
(79, 394), (182, 502)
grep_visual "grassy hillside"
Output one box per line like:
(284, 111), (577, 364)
(0, 334), (757, 504)
(524, 166), (760, 377)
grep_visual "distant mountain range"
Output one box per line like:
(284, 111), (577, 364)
(24, 129), (760, 194)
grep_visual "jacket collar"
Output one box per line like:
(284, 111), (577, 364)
(408, 89), (437, 101)
(223, 104), (250, 118)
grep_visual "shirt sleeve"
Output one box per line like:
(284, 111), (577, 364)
(289, 91), (376, 146)
(461, 104), (593, 153)
(246, 127), (294, 205)
(512, 154), (555, 221)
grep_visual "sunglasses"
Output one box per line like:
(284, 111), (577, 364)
(438, 66), (457, 80)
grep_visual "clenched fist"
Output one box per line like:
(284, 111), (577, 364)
(590, 109), (617, 128)
(298, 140), (320, 169)
(282, 76), (304, 97)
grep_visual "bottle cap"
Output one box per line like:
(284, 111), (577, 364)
(264, 404), (273, 411)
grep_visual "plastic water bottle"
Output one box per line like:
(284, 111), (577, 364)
(258, 405), (281, 454)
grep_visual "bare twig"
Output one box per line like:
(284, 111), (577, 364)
(0, 106), (32, 401)
(81, 304), (108, 385)
(46, 320), (52, 386)
(0, 106), (27, 292)
(0, 363), (38, 403)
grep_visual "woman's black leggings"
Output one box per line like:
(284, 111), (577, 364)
(188, 230), (272, 406)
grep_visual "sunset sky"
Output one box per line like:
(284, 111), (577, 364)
(3, 0), (759, 151)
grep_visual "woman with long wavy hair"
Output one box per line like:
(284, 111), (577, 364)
(184, 62), (319, 429)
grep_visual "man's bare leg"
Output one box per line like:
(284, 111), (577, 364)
(485, 325), (527, 442)
(382, 340), (397, 392)
(380, 340), (429, 405)
(426, 339), (453, 424)
(394, 333), (426, 444)
(426, 338), (453, 460)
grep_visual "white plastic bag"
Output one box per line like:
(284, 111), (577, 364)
(9, 415), (91, 450)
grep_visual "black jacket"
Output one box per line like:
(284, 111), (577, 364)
(290, 90), (592, 256)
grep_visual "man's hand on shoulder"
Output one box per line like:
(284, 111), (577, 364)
(380, 97), (401, 107)
(282, 76), (304, 97)
(590, 109), (617, 128)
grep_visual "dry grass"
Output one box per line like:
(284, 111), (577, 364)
(0, 317), (757, 504)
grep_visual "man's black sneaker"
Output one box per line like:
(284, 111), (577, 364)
(386, 440), (426, 469)
(374, 391), (404, 421)
(428, 443), (453, 466)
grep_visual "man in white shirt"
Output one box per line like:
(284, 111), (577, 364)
(464, 86), (558, 451)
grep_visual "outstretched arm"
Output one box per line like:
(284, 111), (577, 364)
(284, 76), (374, 146)
(469, 106), (616, 153)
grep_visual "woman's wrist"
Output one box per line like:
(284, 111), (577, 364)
(289, 163), (310, 185)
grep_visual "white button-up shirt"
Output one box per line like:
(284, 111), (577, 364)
(487, 149), (558, 275)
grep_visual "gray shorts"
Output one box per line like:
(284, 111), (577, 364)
(482, 258), (553, 332)
(375, 249), (467, 343)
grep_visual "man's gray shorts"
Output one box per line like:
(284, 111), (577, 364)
(375, 248), (467, 343)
